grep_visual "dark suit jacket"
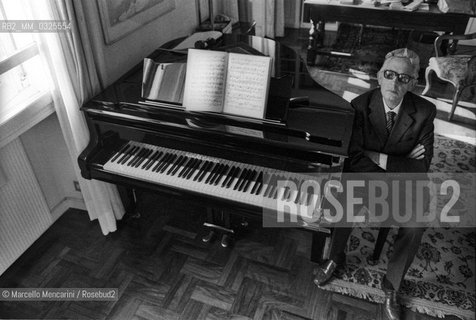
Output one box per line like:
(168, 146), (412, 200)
(347, 88), (437, 173)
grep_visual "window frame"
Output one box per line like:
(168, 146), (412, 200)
(0, 42), (54, 149)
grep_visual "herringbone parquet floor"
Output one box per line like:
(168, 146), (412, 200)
(0, 192), (447, 320)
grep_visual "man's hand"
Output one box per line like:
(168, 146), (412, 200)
(407, 144), (425, 159)
(363, 150), (380, 165)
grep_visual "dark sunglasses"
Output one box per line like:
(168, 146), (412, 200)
(383, 70), (414, 84)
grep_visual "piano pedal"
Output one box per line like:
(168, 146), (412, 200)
(221, 234), (231, 248)
(203, 222), (234, 234)
(202, 230), (216, 243)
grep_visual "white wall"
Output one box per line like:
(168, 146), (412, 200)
(82, 0), (198, 87)
(21, 114), (81, 211)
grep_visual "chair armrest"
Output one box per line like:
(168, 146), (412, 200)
(466, 56), (476, 85)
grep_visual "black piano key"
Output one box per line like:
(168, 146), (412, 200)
(238, 169), (252, 191)
(110, 143), (131, 163)
(143, 151), (162, 170)
(238, 169), (252, 192)
(251, 172), (263, 195)
(127, 147), (145, 166)
(197, 161), (212, 182)
(214, 165), (230, 186)
(221, 166), (235, 187)
(128, 147), (146, 167)
(234, 169), (248, 191)
(170, 156), (187, 175)
(166, 155), (183, 174)
(263, 174), (275, 198)
(269, 175), (280, 199)
(243, 170), (258, 193)
(141, 150), (157, 169)
(115, 144), (133, 164)
(186, 159), (202, 179)
(205, 163), (220, 184)
(186, 158), (203, 179)
(181, 158), (197, 178)
(134, 148), (153, 168)
(153, 153), (171, 172)
(177, 157), (193, 177)
(210, 164), (226, 185)
(173, 156), (189, 176)
(298, 186), (308, 205)
(294, 181), (303, 204)
(194, 161), (210, 181)
(203, 161), (217, 182)
(205, 163), (219, 184)
(117, 145), (134, 164)
(209, 163), (223, 185)
(120, 146), (139, 165)
(161, 154), (179, 173)
(306, 191), (316, 206)
(273, 175), (285, 199)
(227, 167), (241, 188)
(256, 172), (271, 196)
(157, 153), (175, 173)
(232, 168), (245, 190)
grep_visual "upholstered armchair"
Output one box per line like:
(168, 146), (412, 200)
(422, 32), (476, 121)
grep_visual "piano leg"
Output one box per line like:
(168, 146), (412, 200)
(117, 186), (141, 219)
(130, 188), (141, 218)
(310, 230), (332, 263)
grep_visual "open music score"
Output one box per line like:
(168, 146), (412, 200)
(182, 49), (272, 120)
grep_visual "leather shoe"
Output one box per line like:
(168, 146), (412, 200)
(383, 287), (401, 320)
(313, 260), (337, 286)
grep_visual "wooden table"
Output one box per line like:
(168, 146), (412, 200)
(303, 0), (473, 64)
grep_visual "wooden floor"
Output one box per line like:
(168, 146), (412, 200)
(0, 192), (448, 320)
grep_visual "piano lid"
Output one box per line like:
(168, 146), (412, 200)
(86, 34), (354, 157)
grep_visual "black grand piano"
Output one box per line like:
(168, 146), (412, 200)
(78, 34), (354, 261)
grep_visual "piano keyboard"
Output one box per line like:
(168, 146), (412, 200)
(103, 141), (326, 218)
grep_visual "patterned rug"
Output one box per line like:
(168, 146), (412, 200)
(319, 135), (476, 320)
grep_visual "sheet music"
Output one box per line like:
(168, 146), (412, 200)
(182, 49), (228, 112)
(223, 53), (271, 119)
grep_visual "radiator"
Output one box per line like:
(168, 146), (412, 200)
(0, 138), (51, 275)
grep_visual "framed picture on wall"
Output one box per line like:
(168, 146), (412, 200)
(98, 0), (176, 45)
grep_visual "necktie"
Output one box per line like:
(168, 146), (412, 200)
(386, 111), (396, 135)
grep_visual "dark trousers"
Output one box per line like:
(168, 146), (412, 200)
(329, 227), (425, 291)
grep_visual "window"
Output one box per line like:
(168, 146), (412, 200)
(0, 0), (53, 145)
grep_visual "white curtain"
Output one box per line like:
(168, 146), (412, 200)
(238, 0), (284, 38)
(32, 0), (125, 235)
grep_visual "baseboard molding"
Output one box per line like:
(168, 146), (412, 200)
(51, 197), (86, 222)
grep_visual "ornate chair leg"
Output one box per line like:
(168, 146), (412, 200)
(422, 67), (433, 96)
(448, 86), (463, 121)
